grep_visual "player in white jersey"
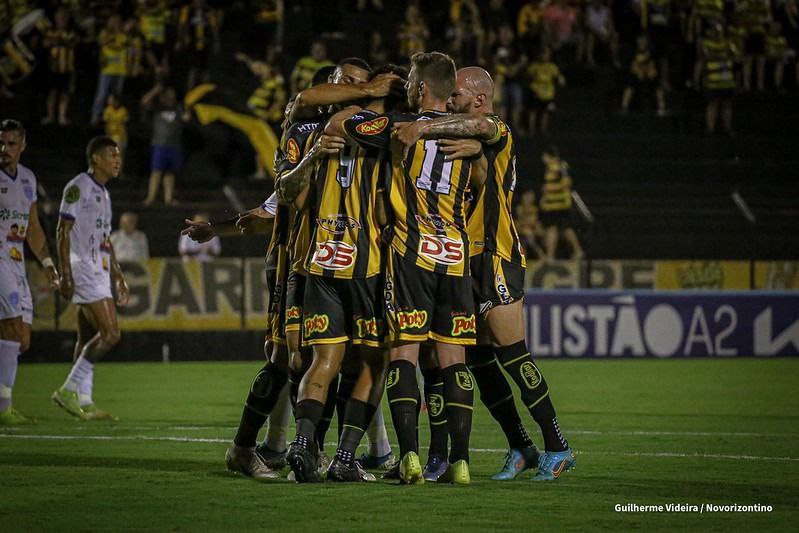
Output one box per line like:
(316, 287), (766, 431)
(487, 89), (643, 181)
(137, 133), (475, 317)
(52, 136), (129, 421)
(0, 119), (60, 425)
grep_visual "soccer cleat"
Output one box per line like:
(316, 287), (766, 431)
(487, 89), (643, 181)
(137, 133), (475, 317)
(326, 458), (376, 482)
(287, 441), (321, 483)
(491, 446), (541, 481)
(439, 460), (470, 485)
(81, 404), (119, 421)
(356, 451), (397, 471)
(422, 455), (449, 482)
(398, 451), (424, 485)
(381, 462), (400, 480)
(533, 448), (576, 481)
(255, 443), (287, 470)
(316, 451), (331, 477)
(51, 388), (86, 420)
(0, 407), (34, 425)
(225, 444), (281, 480)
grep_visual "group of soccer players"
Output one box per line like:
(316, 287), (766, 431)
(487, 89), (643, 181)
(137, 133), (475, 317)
(199, 49), (577, 485)
(1, 119), (129, 424)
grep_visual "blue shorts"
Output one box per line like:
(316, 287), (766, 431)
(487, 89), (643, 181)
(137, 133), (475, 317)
(151, 145), (183, 173)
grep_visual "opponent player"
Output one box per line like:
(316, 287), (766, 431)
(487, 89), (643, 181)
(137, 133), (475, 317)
(52, 136), (129, 421)
(394, 66), (576, 481)
(331, 52), (486, 484)
(0, 119), (59, 425)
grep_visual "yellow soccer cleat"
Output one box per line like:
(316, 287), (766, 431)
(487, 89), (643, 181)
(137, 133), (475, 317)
(399, 451), (425, 485)
(81, 404), (119, 421)
(0, 407), (34, 425)
(440, 460), (471, 485)
(51, 387), (86, 420)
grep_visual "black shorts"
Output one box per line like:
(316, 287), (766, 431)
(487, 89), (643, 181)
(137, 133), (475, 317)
(284, 269), (305, 335)
(539, 209), (574, 229)
(302, 275), (384, 348)
(384, 250), (476, 345)
(529, 94), (553, 112)
(470, 253), (525, 315)
(265, 246), (288, 345)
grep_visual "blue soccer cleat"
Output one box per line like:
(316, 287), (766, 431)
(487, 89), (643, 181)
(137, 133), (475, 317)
(533, 448), (576, 481)
(422, 455), (449, 482)
(491, 446), (541, 481)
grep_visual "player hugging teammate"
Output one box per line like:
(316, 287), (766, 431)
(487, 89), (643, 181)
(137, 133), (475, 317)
(206, 49), (576, 484)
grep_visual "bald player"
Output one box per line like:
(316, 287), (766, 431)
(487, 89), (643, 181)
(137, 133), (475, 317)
(393, 66), (576, 482)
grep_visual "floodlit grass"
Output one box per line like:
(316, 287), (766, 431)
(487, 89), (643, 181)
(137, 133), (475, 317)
(2, 359), (798, 531)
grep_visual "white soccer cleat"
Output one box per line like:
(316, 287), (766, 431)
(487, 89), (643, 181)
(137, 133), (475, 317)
(225, 444), (281, 480)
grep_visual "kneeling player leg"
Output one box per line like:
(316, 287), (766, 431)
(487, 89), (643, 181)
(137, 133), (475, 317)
(466, 344), (534, 451)
(488, 301), (568, 452)
(437, 343), (473, 464)
(386, 343), (421, 459)
(234, 360), (289, 448)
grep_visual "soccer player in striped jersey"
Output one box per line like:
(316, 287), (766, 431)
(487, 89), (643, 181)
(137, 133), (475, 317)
(393, 66), (576, 481)
(332, 52), (486, 485)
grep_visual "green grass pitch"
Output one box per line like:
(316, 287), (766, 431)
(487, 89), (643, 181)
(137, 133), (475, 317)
(1, 359), (798, 532)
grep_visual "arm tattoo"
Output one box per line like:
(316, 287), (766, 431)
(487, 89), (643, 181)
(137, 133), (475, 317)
(421, 114), (497, 140)
(276, 146), (319, 205)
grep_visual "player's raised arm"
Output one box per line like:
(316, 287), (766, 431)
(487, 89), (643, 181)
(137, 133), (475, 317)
(25, 201), (59, 289)
(289, 73), (401, 124)
(393, 114), (500, 149)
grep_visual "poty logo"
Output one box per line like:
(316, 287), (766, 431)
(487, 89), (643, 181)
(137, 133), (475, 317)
(418, 235), (464, 265)
(312, 241), (356, 270)
(451, 315), (476, 336)
(303, 314), (330, 336)
(355, 116), (388, 135)
(286, 138), (300, 164)
(317, 214), (361, 234)
(356, 317), (379, 339)
(285, 306), (302, 321)
(397, 309), (428, 330)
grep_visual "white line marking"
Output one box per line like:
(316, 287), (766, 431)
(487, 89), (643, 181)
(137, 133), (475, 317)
(1, 434), (798, 463)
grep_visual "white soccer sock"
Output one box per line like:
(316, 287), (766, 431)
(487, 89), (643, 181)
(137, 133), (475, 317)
(0, 339), (21, 412)
(63, 355), (93, 393)
(264, 383), (291, 452)
(366, 404), (392, 458)
(78, 365), (94, 406)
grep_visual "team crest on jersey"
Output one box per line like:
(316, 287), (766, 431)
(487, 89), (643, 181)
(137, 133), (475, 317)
(286, 138), (300, 165)
(317, 214), (361, 235)
(451, 315), (476, 336)
(303, 314), (329, 336)
(64, 185), (80, 204)
(1, 187), (7, 194)
(354, 116), (388, 135)
(418, 235), (464, 265)
(312, 240), (356, 270)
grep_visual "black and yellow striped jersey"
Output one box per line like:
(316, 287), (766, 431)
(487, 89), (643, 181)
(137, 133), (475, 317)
(269, 120), (321, 272)
(248, 75), (287, 123)
(304, 111), (384, 279)
(467, 116), (526, 267)
(345, 110), (473, 277)
(540, 159), (573, 212)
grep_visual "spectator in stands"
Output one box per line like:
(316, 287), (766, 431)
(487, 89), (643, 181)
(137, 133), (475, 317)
(584, 0), (620, 68)
(632, 0), (672, 86)
(90, 14), (127, 126)
(539, 146), (583, 260)
(484, 0), (511, 49)
(138, 0), (172, 75)
(699, 23), (736, 134)
(527, 46), (565, 136)
(398, 4), (430, 58)
(124, 18), (152, 105)
(290, 40), (334, 95)
(542, 0), (583, 62)
(517, 0), (545, 48)
(177, 0), (220, 90)
(514, 189), (545, 259)
(493, 24), (528, 132)
(448, 0), (485, 65)
(103, 92), (129, 156)
(110, 212), (150, 262)
(141, 84), (188, 205)
(739, 0), (772, 92)
(620, 35), (667, 116)
(179, 213), (221, 262)
(765, 22), (795, 91)
(41, 8), (77, 126)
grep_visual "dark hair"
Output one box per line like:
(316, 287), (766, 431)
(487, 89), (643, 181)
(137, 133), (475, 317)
(371, 64), (409, 112)
(0, 119), (26, 141)
(371, 64), (408, 79)
(312, 65), (336, 86)
(410, 52), (456, 100)
(86, 136), (119, 165)
(337, 57), (372, 74)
